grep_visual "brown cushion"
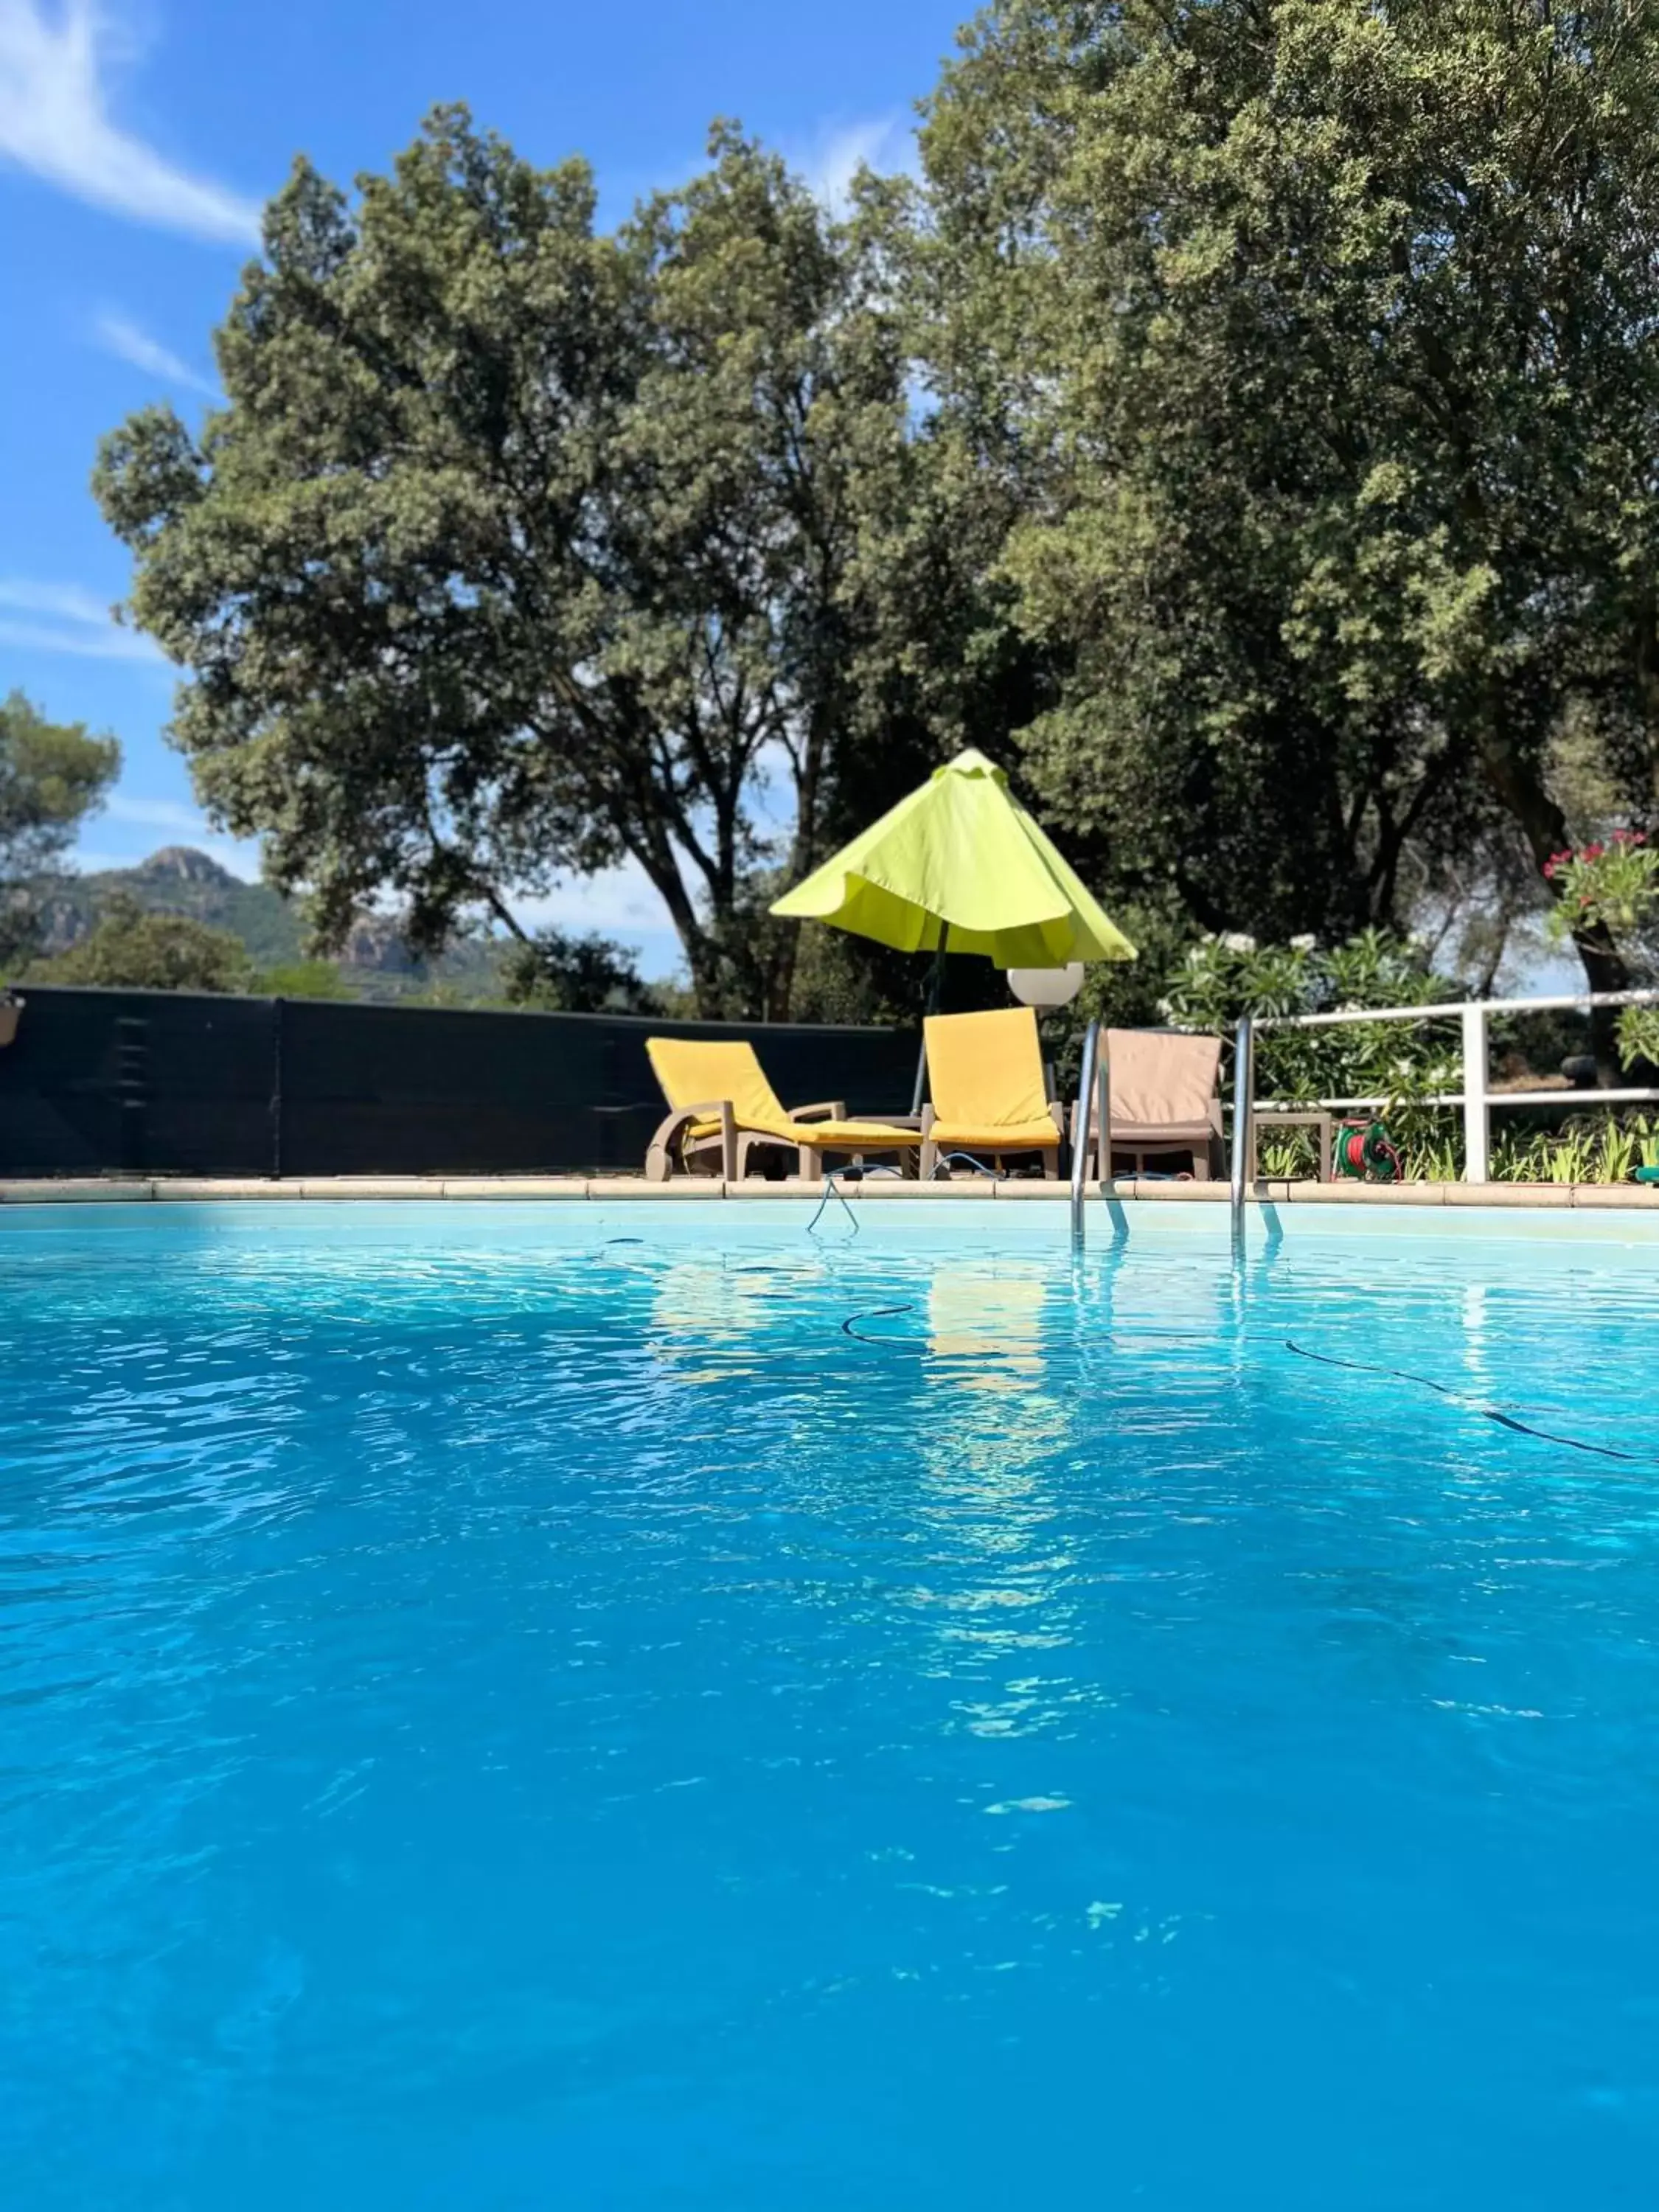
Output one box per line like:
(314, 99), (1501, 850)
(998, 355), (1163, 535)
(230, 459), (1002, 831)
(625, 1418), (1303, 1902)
(1107, 1029), (1221, 1133)
(1112, 1118), (1214, 1144)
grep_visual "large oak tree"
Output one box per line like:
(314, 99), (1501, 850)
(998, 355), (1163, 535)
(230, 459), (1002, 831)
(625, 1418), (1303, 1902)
(96, 111), (940, 1017)
(919, 0), (1659, 995)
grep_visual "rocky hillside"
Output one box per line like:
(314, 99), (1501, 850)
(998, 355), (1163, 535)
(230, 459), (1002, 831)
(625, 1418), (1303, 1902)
(38, 849), (502, 1001)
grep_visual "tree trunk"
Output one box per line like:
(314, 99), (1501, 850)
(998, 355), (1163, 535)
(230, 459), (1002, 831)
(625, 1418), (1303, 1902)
(629, 841), (723, 1018)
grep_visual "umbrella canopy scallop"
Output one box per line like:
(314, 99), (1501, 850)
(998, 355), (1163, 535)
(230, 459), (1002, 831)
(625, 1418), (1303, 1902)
(770, 748), (1135, 969)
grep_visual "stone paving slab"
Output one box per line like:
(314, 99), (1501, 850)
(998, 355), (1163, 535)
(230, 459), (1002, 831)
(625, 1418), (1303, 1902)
(437, 1178), (589, 1200)
(0, 1180), (155, 1203)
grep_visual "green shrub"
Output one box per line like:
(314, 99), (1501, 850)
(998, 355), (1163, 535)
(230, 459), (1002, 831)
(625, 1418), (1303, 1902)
(29, 895), (253, 994)
(1492, 1113), (1649, 1184)
(260, 960), (349, 999)
(1540, 835), (1659, 1071)
(1161, 928), (1462, 1164)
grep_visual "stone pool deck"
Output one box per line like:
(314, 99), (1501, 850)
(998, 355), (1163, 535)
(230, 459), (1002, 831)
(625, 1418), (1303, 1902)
(2, 1175), (1658, 1209)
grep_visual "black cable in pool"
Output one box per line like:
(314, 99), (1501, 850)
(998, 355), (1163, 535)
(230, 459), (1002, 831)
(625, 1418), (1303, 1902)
(1284, 1338), (1642, 1464)
(807, 1155), (1004, 1237)
(807, 1175), (860, 1239)
(842, 1303), (916, 1343)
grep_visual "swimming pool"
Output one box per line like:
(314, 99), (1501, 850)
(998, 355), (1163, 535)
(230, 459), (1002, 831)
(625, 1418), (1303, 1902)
(3, 1199), (1656, 2208)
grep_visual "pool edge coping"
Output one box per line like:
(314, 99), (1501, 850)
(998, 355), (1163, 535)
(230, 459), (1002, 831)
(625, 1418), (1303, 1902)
(2, 1175), (1657, 1211)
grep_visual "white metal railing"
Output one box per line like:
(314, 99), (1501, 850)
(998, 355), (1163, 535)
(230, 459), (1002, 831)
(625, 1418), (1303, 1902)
(1256, 1088), (1659, 1110)
(1239, 986), (1659, 1191)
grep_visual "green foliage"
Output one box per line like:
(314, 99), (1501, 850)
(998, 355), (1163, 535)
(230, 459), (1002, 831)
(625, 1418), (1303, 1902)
(30, 894), (254, 993)
(40, 848), (505, 1003)
(97, 17), (1659, 1015)
(40, 847), (303, 967)
(1601, 1120), (1641, 1185)
(498, 930), (655, 1015)
(784, 923), (914, 1027)
(94, 110), (960, 1020)
(1543, 834), (1659, 945)
(1488, 1111), (1658, 1183)
(1256, 1127), (1319, 1180)
(919, 0), (1659, 990)
(1618, 1005), (1659, 1069)
(1537, 835), (1659, 1069)
(0, 692), (120, 968)
(1398, 1132), (1462, 1183)
(1262, 1115), (1465, 1180)
(1163, 928), (1457, 1111)
(1261, 1102), (1659, 1183)
(259, 959), (349, 999)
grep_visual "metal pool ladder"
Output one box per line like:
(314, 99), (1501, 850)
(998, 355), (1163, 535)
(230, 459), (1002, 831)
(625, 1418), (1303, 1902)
(1072, 1015), (1254, 1251)
(1069, 1020), (1110, 1249)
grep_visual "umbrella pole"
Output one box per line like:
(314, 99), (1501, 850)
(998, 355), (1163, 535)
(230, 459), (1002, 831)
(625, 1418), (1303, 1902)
(911, 923), (950, 1116)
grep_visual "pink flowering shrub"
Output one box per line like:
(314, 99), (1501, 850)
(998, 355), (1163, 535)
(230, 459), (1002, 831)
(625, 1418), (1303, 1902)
(1543, 831), (1659, 1068)
(1543, 831), (1659, 939)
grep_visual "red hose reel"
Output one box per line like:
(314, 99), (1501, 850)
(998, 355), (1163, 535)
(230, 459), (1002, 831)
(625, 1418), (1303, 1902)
(1335, 1119), (1402, 1181)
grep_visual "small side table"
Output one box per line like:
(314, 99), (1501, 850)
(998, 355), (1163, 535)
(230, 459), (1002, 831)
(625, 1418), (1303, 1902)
(1247, 1110), (1333, 1183)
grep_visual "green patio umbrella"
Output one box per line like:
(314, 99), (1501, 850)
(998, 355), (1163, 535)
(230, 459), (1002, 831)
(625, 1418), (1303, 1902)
(771, 748), (1135, 967)
(770, 748), (1135, 1107)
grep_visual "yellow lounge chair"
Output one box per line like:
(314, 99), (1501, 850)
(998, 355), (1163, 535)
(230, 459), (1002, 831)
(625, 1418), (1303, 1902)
(919, 1008), (1065, 1178)
(644, 1037), (922, 1181)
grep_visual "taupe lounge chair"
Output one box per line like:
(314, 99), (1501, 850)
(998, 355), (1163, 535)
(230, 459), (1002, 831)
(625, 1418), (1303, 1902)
(1074, 1028), (1224, 1180)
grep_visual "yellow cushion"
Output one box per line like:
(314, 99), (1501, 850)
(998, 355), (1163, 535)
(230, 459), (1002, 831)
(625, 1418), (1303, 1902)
(929, 1119), (1060, 1152)
(924, 1008), (1051, 1132)
(782, 1120), (921, 1150)
(647, 1038), (793, 1137)
(686, 1115), (920, 1149)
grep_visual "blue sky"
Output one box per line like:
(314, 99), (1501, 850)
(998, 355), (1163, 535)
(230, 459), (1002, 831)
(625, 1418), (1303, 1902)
(0, 0), (967, 973)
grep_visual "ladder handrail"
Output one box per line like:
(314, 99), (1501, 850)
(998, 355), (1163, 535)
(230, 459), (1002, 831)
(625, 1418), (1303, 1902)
(1071, 1018), (1102, 1249)
(1229, 1014), (1254, 1242)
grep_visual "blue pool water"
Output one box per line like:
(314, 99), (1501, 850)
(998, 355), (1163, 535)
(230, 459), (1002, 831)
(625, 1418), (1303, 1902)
(2, 1199), (1658, 2208)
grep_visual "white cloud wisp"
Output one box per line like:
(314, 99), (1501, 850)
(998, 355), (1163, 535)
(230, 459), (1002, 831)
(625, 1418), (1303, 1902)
(796, 114), (919, 214)
(507, 858), (684, 976)
(0, 1), (261, 245)
(94, 308), (218, 397)
(0, 575), (164, 662)
(102, 793), (215, 835)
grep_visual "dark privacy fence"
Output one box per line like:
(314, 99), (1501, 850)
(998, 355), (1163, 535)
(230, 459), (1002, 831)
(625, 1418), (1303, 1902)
(0, 988), (919, 1179)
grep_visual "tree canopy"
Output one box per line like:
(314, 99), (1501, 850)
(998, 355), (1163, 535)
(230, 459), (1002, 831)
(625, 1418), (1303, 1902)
(95, 11), (1659, 1015)
(497, 927), (657, 1014)
(919, 0), (1659, 993)
(97, 111), (961, 1016)
(0, 692), (120, 970)
(33, 894), (254, 994)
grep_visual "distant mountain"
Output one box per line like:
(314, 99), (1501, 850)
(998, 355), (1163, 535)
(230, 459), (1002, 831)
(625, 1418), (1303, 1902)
(38, 848), (305, 967)
(38, 849), (504, 1001)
